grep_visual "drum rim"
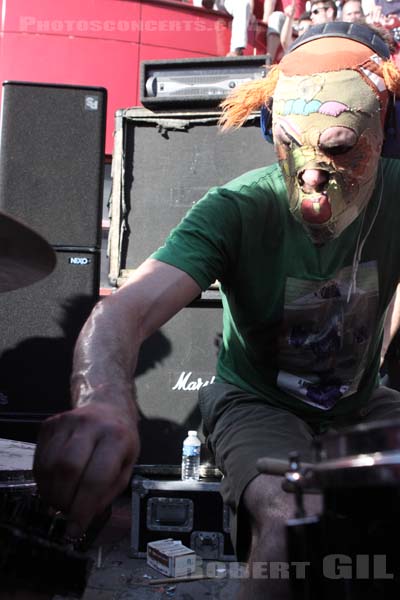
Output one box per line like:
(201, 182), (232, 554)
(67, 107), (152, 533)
(314, 449), (400, 472)
(0, 469), (34, 483)
(313, 449), (400, 488)
(0, 480), (36, 490)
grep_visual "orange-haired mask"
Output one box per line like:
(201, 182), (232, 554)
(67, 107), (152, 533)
(273, 37), (389, 244)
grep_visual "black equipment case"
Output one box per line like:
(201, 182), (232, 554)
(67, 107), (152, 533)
(131, 466), (236, 561)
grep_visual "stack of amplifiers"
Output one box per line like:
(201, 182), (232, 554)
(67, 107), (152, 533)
(140, 55), (270, 109)
(0, 82), (106, 442)
(109, 106), (275, 464)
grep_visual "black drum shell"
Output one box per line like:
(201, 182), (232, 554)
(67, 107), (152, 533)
(287, 421), (400, 599)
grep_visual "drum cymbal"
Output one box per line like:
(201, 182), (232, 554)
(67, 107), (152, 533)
(0, 213), (56, 292)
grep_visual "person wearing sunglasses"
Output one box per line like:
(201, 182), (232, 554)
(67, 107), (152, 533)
(310, 0), (337, 22)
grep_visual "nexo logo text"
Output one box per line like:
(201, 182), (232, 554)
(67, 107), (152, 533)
(69, 257), (91, 265)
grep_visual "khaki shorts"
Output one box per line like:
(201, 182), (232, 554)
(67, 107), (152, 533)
(199, 383), (400, 560)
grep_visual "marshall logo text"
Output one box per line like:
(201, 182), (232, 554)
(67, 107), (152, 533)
(172, 371), (215, 391)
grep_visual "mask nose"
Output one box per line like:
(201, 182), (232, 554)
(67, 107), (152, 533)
(299, 169), (330, 193)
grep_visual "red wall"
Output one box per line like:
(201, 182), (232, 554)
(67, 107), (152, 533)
(0, 0), (236, 154)
(0, 1), (266, 155)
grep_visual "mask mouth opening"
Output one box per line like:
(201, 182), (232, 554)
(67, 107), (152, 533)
(298, 169), (331, 195)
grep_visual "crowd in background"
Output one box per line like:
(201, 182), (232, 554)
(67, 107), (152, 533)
(192, 0), (400, 65)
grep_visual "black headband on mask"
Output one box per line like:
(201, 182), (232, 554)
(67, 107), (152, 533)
(288, 21), (391, 59)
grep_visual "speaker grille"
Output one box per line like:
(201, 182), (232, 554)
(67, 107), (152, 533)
(119, 111), (275, 269)
(0, 250), (100, 424)
(0, 82), (107, 247)
(136, 301), (222, 464)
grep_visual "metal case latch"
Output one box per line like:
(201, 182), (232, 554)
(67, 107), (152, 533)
(190, 531), (224, 559)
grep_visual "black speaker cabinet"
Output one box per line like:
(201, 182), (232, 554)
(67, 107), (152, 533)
(0, 250), (100, 442)
(0, 81), (107, 248)
(109, 107), (276, 279)
(136, 298), (222, 465)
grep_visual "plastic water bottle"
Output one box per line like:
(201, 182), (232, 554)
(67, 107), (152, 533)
(181, 430), (201, 481)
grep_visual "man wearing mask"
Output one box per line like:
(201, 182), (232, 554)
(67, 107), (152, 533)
(34, 22), (400, 600)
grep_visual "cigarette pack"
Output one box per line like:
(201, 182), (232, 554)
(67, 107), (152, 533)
(146, 538), (196, 577)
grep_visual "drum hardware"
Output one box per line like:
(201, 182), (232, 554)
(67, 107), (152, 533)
(256, 452), (314, 517)
(0, 438), (112, 597)
(256, 453), (318, 518)
(285, 453), (309, 519)
(0, 438), (37, 493)
(282, 421), (400, 599)
(0, 490), (93, 597)
(0, 472), (36, 491)
(311, 449), (400, 488)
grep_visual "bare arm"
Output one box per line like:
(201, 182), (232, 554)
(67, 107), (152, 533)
(262, 0), (277, 22)
(34, 258), (201, 535)
(280, 1), (296, 52)
(71, 258), (201, 411)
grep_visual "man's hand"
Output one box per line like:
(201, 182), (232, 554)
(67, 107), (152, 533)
(33, 402), (140, 537)
(365, 4), (383, 24)
(33, 259), (201, 537)
(283, 0), (296, 19)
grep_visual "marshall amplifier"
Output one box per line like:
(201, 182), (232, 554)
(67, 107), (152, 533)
(135, 299), (222, 465)
(108, 107), (275, 282)
(108, 106), (274, 464)
(140, 55), (270, 108)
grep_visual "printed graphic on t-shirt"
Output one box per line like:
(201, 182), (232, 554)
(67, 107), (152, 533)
(276, 261), (379, 410)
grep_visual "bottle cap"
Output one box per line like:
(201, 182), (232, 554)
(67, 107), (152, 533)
(188, 430), (198, 436)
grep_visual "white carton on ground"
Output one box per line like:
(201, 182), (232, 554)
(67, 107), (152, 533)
(147, 538), (196, 577)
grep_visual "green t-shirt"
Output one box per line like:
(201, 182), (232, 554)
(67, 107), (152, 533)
(152, 159), (400, 423)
